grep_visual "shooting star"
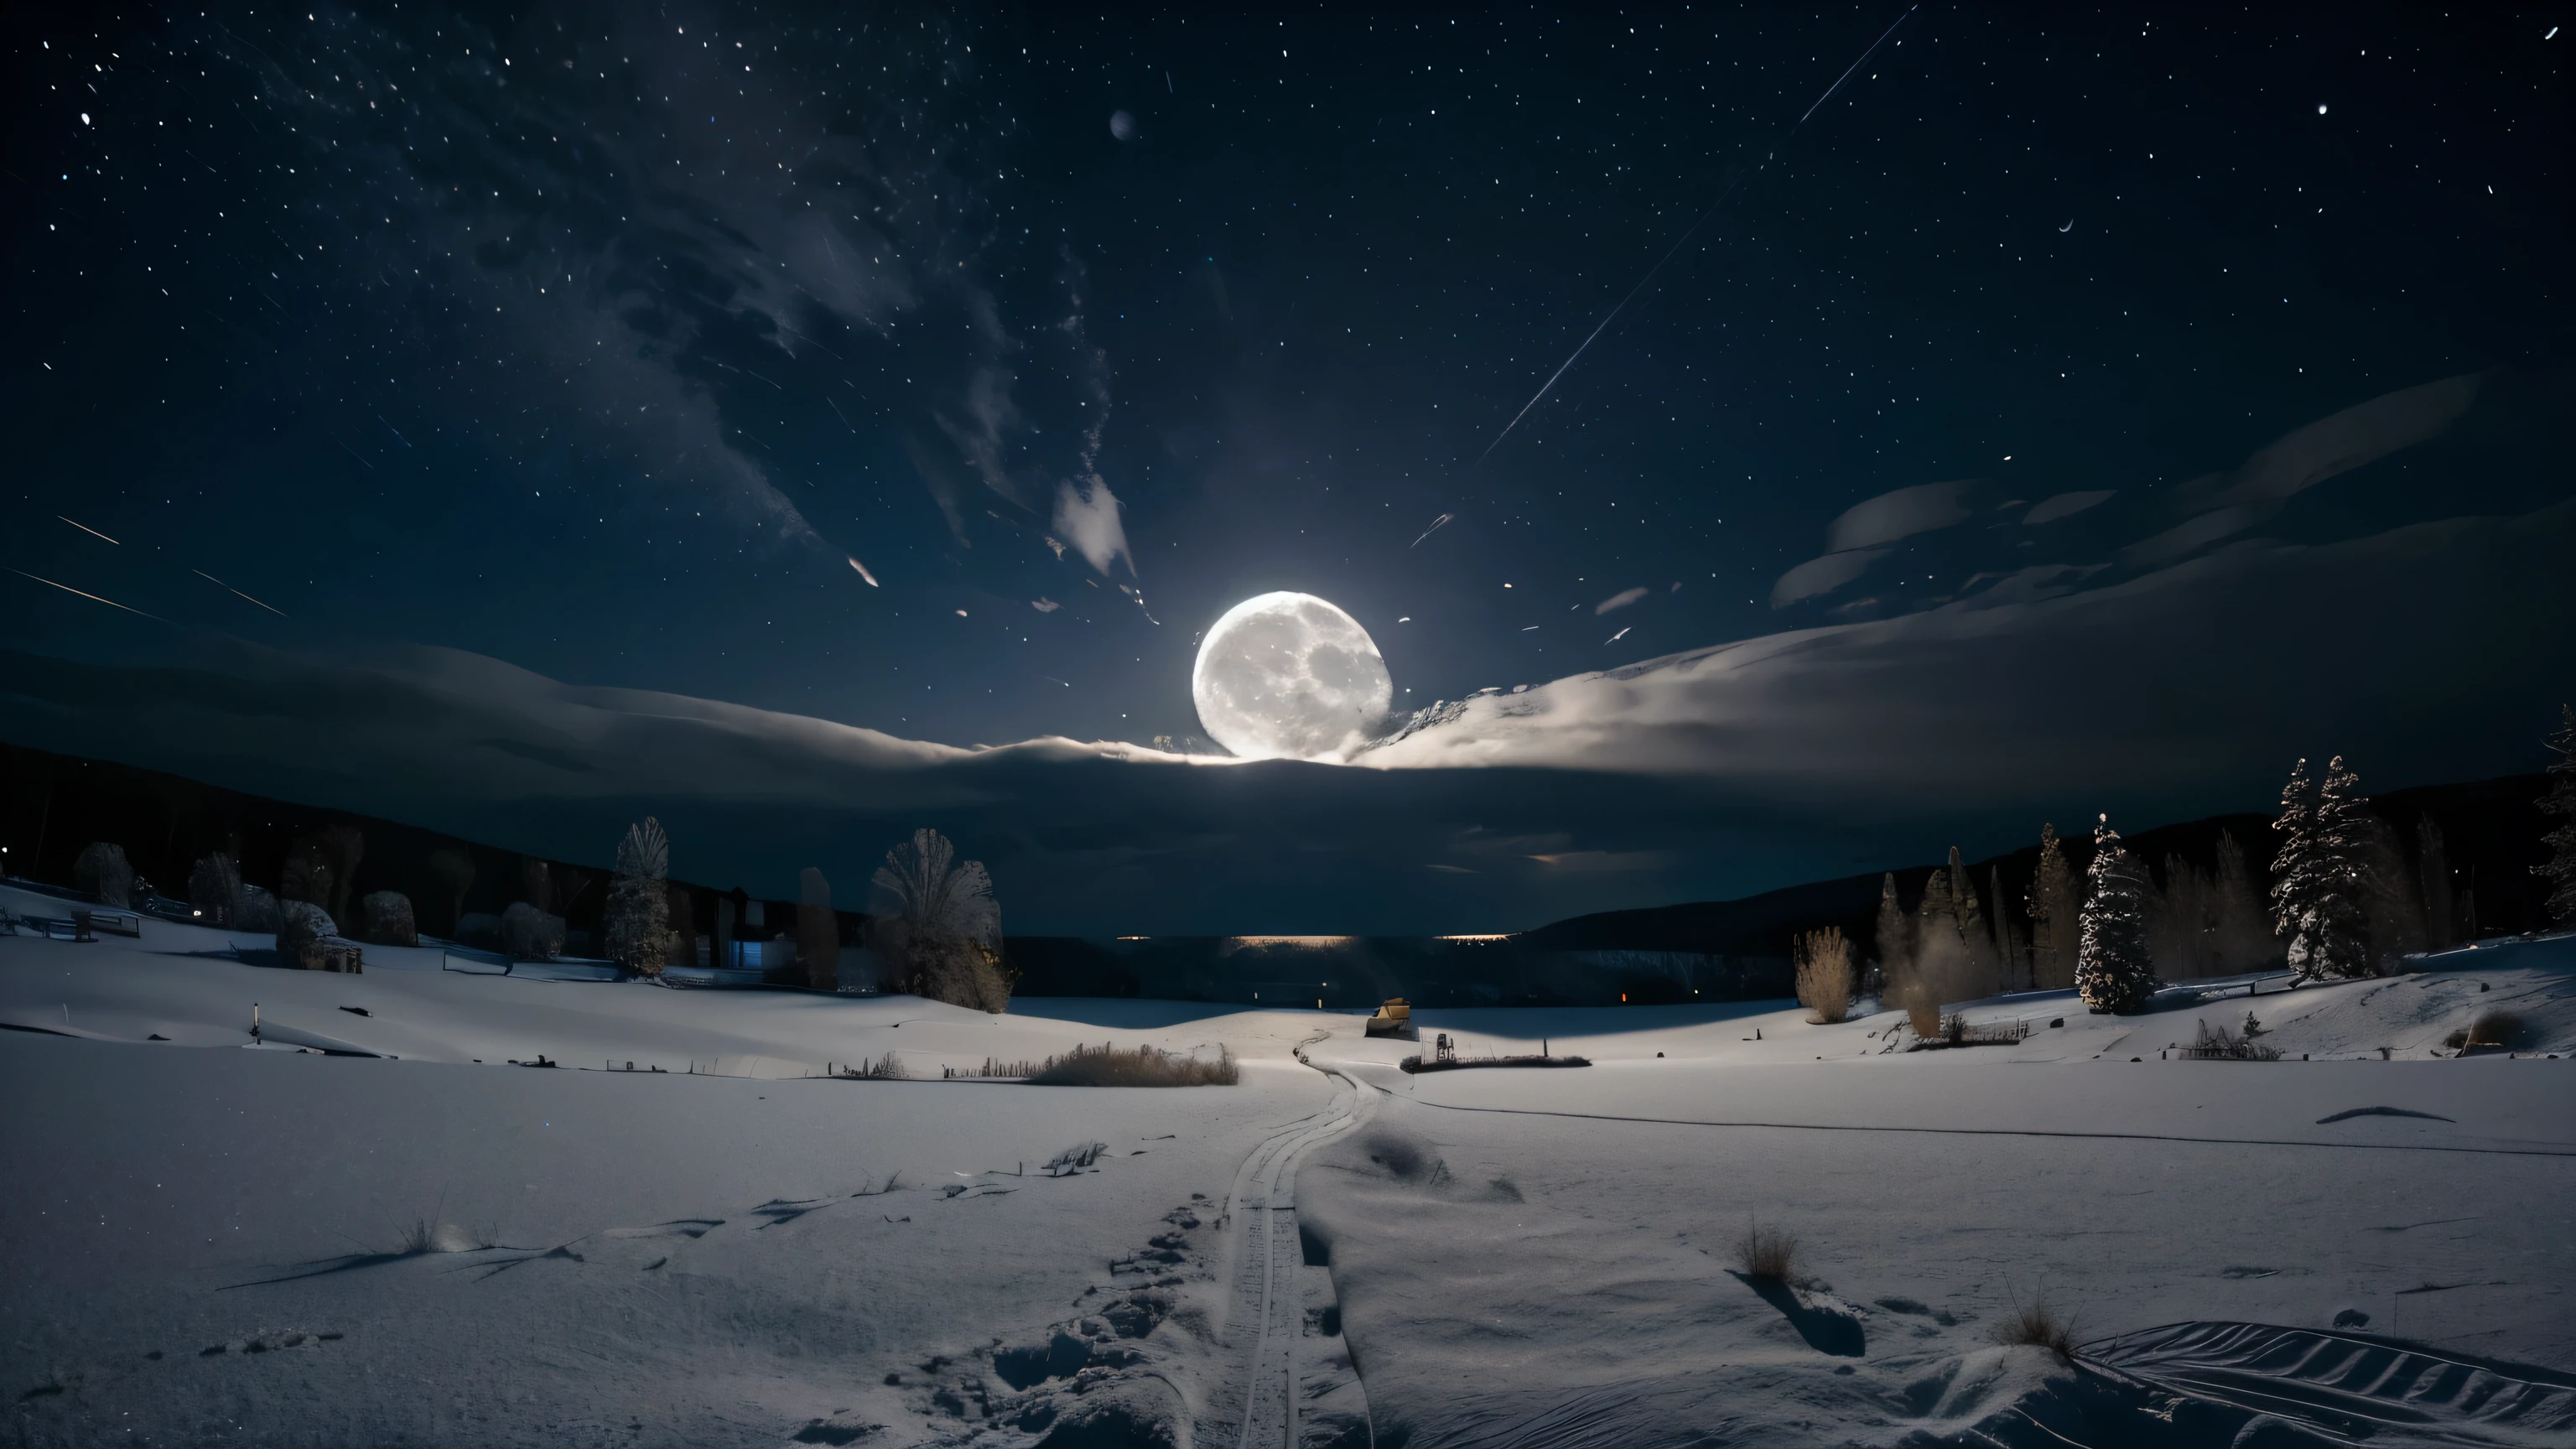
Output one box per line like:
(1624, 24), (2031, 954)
(1478, 3), (1919, 463)
(11, 567), (159, 620)
(1605, 626), (1631, 644)
(1410, 512), (1456, 548)
(2059, 218), (2074, 233)
(848, 558), (880, 586)
(59, 516), (119, 543)
(193, 569), (287, 615)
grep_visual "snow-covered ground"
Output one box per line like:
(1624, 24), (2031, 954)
(3, 885), (2571, 1447)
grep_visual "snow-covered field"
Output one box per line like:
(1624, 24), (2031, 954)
(4, 885), (2571, 1447)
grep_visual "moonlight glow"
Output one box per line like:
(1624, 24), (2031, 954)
(1192, 592), (1394, 761)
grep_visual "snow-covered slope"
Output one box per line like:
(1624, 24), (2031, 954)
(3, 894), (2569, 1446)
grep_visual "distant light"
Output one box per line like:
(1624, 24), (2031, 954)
(2317, 103), (2328, 115)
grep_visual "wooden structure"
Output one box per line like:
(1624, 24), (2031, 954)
(1364, 997), (1414, 1038)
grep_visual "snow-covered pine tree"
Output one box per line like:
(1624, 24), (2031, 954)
(2210, 830), (2274, 974)
(2269, 757), (2320, 953)
(1873, 872), (1912, 1005)
(2027, 823), (2080, 991)
(2075, 814), (2158, 1014)
(2290, 756), (2374, 981)
(2541, 705), (2576, 927)
(605, 817), (672, 977)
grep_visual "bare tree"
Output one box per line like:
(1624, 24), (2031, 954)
(2149, 854), (2214, 980)
(2416, 818), (2456, 952)
(604, 818), (672, 977)
(798, 867), (839, 991)
(426, 847), (475, 936)
(2209, 830), (2273, 975)
(869, 828), (1009, 1012)
(2027, 823), (2080, 990)
(1793, 926), (1853, 1024)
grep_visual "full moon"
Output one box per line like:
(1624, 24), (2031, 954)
(1192, 592), (1393, 761)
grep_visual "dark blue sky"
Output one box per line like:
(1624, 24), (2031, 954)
(3, 3), (2573, 928)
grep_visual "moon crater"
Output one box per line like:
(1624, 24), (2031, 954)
(1191, 592), (1392, 761)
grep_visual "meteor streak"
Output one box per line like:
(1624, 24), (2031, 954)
(1478, 4), (1919, 464)
(10, 567), (159, 620)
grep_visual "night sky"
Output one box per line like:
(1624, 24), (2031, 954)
(4, 3), (2572, 930)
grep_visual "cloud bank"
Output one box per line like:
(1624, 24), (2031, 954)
(8, 486), (2568, 933)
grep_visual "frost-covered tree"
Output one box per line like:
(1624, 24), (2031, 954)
(870, 828), (1009, 1012)
(1948, 847), (2001, 999)
(2541, 705), (2576, 927)
(2027, 824), (2081, 991)
(797, 867), (839, 992)
(2076, 814), (2158, 1014)
(1989, 865), (2025, 992)
(1913, 862), (1969, 1025)
(604, 817), (671, 977)
(2282, 756), (2373, 982)
(1794, 926), (1853, 1024)
(1873, 872), (1913, 1005)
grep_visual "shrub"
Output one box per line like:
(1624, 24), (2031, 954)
(2180, 1018), (2282, 1061)
(233, 883), (283, 933)
(501, 901), (565, 961)
(276, 901), (338, 969)
(188, 853), (241, 927)
(1041, 1142), (1107, 1176)
(1734, 1221), (1797, 1282)
(1995, 1288), (2079, 1357)
(75, 842), (134, 907)
(2444, 1010), (2525, 1053)
(1794, 926), (1854, 1025)
(837, 1052), (908, 1080)
(1026, 1042), (1239, 1088)
(358, 891), (418, 948)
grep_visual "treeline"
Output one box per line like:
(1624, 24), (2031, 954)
(1, 743), (1014, 1012)
(1867, 712), (2576, 1020)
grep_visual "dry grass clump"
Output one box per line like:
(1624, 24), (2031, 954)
(1734, 1221), (1799, 1283)
(1026, 1041), (1239, 1087)
(1995, 1289), (2079, 1358)
(1794, 927), (1854, 1025)
(837, 1052), (909, 1080)
(2444, 1010), (2524, 1053)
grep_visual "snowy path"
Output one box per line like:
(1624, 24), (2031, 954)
(1204, 1044), (1370, 1449)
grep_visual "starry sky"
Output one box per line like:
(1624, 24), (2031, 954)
(4, 3), (2573, 928)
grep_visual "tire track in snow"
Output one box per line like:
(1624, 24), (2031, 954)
(1368, 1094), (2576, 1158)
(1202, 1046), (1369, 1449)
